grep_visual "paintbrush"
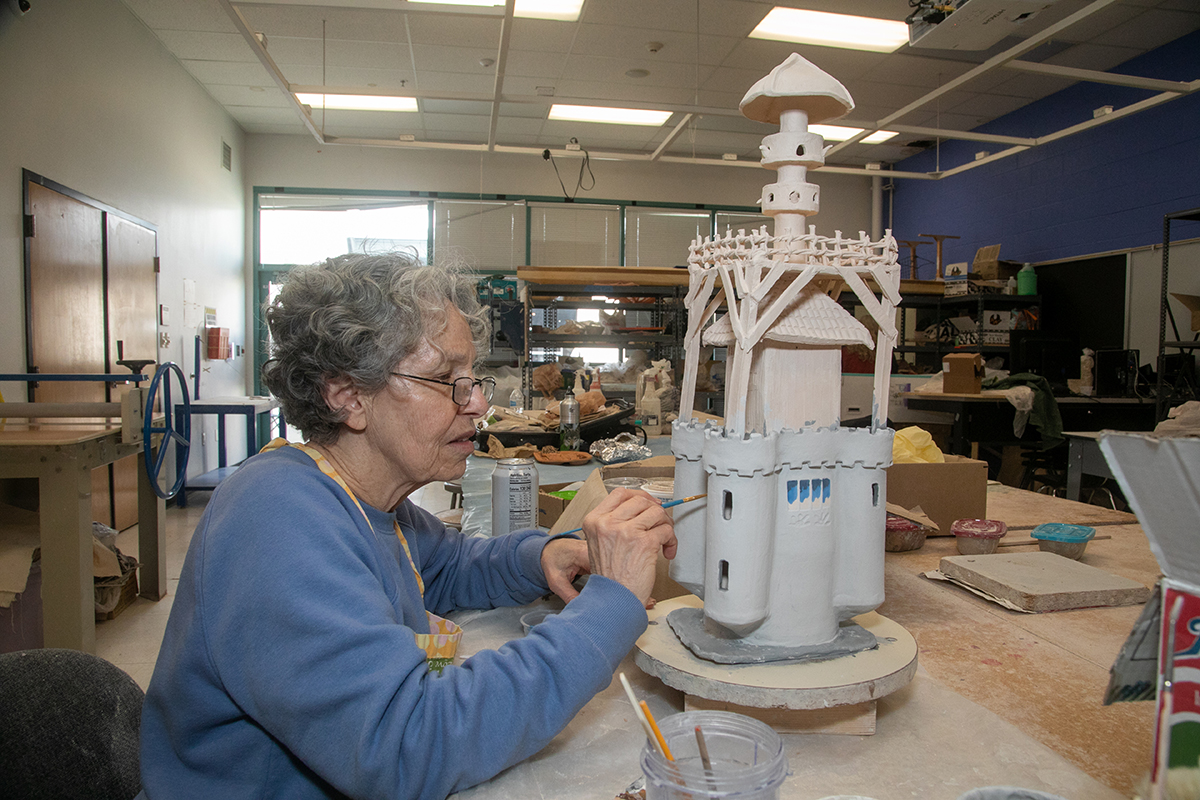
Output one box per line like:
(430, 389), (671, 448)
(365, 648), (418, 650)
(619, 672), (668, 760)
(558, 494), (707, 538)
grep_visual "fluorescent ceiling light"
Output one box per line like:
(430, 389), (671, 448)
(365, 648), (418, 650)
(750, 8), (909, 53)
(415, 0), (584, 21)
(548, 104), (672, 126)
(811, 124), (898, 144)
(296, 93), (418, 112)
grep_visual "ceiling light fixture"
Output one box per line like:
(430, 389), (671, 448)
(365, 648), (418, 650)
(810, 124), (898, 144)
(750, 7), (909, 53)
(548, 104), (672, 126)
(295, 93), (418, 112)
(414, 0), (584, 21)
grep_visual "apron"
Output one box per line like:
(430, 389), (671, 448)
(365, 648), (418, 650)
(261, 438), (462, 673)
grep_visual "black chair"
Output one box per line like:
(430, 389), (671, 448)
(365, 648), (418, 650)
(0, 649), (144, 800)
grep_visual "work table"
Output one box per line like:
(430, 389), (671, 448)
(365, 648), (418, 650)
(451, 483), (1156, 799)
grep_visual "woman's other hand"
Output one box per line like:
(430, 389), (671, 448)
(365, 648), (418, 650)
(581, 488), (676, 608)
(540, 538), (590, 604)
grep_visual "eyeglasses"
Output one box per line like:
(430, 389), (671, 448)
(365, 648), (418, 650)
(391, 373), (496, 406)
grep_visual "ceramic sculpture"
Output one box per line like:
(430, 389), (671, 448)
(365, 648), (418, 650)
(669, 54), (902, 661)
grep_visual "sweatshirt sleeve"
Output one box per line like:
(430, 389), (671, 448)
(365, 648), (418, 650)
(398, 502), (554, 616)
(193, 461), (648, 800)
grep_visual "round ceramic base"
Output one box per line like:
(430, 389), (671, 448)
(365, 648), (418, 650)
(634, 595), (917, 710)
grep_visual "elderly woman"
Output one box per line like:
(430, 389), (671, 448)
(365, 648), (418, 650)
(138, 253), (676, 800)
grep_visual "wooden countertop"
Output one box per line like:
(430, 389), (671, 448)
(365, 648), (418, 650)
(879, 484), (1160, 796)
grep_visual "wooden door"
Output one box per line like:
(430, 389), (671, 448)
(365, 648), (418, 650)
(106, 216), (158, 530)
(26, 180), (111, 524)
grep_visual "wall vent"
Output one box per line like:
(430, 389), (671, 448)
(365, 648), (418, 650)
(221, 140), (232, 171)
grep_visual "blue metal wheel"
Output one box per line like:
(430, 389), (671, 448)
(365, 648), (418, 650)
(143, 362), (191, 499)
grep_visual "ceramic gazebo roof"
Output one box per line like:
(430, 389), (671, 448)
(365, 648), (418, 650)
(702, 286), (873, 347)
(739, 53), (855, 125)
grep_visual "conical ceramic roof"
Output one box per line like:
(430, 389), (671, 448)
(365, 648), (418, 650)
(703, 285), (872, 347)
(740, 53), (854, 125)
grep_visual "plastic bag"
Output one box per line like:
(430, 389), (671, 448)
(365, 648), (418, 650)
(892, 425), (945, 464)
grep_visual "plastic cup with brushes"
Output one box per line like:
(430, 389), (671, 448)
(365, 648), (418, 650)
(620, 673), (788, 799)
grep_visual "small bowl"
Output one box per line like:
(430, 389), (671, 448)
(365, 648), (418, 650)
(884, 516), (928, 552)
(1031, 523), (1095, 560)
(951, 518), (1007, 555)
(520, 609), (556, 635)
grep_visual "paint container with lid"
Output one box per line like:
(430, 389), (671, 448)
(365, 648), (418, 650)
(951, 518), (1008, 555)
(641, 710), (787, 800)
(1031, 522), (1095, 560)
(884, 515), (928, 552)
(603, 476), (647, 492)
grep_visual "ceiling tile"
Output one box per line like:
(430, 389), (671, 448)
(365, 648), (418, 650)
(570, 23), (740, 66)
(207, 84), (294, 108)
(404, 12), (503, 48)
(504, 50), (569, 80)
(1089, 9), (1200, 50)
(238, 5), (409, 42)
(1043, 42), (1145, 71)
(154, 30), (258, 62)
(507, 18), (581, 53)
(419, 112), (491, 134)
(180, 58), (275, 85)
(122, 0), (240, 33)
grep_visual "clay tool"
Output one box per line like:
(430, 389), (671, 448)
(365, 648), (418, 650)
(1151, 595), (1184, 800)
(559, 494), (707, 538)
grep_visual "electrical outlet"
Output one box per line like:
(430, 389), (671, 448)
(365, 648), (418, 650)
(201, 431), (207, 445)
(159, 332), (171, 348)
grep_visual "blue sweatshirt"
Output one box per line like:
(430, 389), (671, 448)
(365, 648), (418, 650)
(139, 445), (647, 799)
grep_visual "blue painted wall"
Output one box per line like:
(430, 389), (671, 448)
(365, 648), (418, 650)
(890, 29), (1200, 276)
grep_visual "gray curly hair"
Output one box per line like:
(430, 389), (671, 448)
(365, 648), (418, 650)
(262, 252), (489, 445)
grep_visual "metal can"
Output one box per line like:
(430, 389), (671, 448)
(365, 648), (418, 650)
(490, 457), (539, 537)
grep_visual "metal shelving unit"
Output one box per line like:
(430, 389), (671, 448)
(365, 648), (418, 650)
(520, 281), (684, 405)
(1154, 206), (1200, 421)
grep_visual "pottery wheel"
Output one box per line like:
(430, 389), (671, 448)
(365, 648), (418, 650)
(634, 595), (917, 710)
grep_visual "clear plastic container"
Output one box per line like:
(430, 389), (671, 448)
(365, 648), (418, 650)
(604, 476), (648, 492)
(951, 518), (1007, 555)
(884, 515), (928, 552)
(1031, 523), (1095, 560)
(641, 710), (788, 800)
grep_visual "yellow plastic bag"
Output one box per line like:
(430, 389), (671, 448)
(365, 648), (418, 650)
(892, 425), (945, 464)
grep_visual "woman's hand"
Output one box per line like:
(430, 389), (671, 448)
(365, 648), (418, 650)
(540, 538), (591, 604)
(581, 488), (677, 608)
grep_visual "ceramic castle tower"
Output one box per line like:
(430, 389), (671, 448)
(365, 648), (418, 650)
(669, 54), (902, 658)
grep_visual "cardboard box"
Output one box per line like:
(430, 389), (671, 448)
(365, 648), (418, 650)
(944, 277), (1008, 296)
(538, 482), (578, 530)
(1098, 434), (1200, 776)
(1170, 293), (1200, 332)
(887, 455), (988, 535)
(943, 352), (985, 393)
(971, 245), (1023, 281)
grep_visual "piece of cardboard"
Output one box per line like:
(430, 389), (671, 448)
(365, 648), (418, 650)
(1170, 292), (1200, 332)
(887, 455), (987, 535)
(942, 353), (985, 394)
